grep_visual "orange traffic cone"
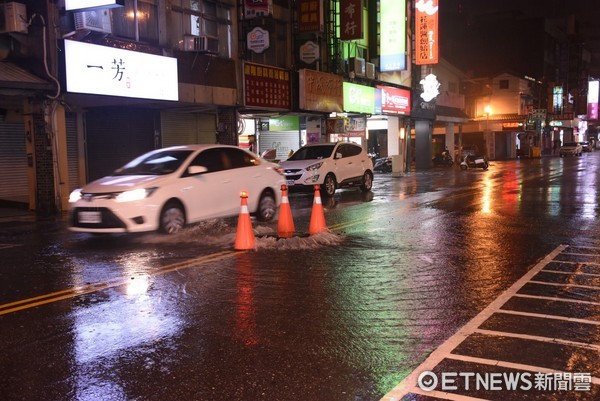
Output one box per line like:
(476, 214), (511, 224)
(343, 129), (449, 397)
(309, 185), (327, 235)
(278, 184), (295, 238)
(234, 191), (256, 251)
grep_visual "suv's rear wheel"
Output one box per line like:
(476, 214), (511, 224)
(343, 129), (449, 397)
(360, 171), (373, 192)
(160, 201), (185, 234)
(321, 174), (337, 197)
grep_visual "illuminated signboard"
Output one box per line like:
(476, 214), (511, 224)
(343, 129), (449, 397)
(243, 62), (291, 110)
(244, 0), (272, 19)
(64, 40), (178, 101)
(380, 0), (406, 71)
(299, 69), (343, 113)
(339, 0), (363, 40)
(65, 0), (124, 11)
(415, 0), (439, 65)
(502, 122), (524, 130)
(298, 0), (324, 33)
(343, 82), (375, 114)
(377, 85), (411, 115)
(553, 86), (563, 113)
(588, 80), (599, 120)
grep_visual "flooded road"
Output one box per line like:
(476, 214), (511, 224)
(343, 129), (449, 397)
(0, 153), (599, 400)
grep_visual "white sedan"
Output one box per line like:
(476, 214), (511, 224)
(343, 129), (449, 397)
(68, 145), (284, 234)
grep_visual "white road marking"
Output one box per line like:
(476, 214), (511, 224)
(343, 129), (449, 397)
(379, 245), (566, 401)
(528, 280), (600, 290)
(541, 269), (600, 277)
(496, 309), (600, 325)
(513, 293), (600, 306)
(474, 328), (600, 351)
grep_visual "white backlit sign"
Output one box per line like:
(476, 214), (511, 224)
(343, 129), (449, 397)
(65, 0), (124, 11)
(420, 74), (439, 102)
(64, 40), (178, 101)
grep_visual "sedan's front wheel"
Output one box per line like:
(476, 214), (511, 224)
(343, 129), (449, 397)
(159, 201), (185, 234)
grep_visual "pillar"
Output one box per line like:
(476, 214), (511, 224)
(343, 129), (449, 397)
(415, 120), (432, 169)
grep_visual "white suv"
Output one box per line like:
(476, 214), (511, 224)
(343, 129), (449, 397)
(279, 142), (374, 197)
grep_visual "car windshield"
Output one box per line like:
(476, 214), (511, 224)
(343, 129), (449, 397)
(114, 150), (194, 176)
(287, 145), (335, 161)
(563, 142), (578, 147)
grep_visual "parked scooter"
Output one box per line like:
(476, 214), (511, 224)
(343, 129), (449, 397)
(373, 157), (392, 173)
(460, 154), (489, 170)
(432, 150), (453, 166)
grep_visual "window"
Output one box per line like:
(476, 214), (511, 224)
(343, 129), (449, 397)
(169, 0), (232, 57)
(111, 0), (159, 44)
(223, 148), (259, 169)
(190, 148), (225, 172)
(499, 79), (509, 89)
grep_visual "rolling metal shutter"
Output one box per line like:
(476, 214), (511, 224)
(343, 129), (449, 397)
(0, 117), (28, 203)
(257, 131), (300, 161)
(161, 112), (216, 146)
(66, 113), (79, 192)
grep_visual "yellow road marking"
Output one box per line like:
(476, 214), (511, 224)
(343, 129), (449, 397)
(0, 250), (235, 316)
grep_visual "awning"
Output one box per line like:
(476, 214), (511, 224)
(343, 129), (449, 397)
(0, 62), (53, 91)
(436, 105), (470, 123)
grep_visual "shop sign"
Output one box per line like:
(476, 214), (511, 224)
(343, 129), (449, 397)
(377, 85), (411, 115)
(64, 40), (178, 101)
(343, 82), (375, 114)
(299, 41), (320, 64)
(243, 62), (290, 110)
(415, 0), (439, 65)
(502, 122), (523, 130)
(244, 0), (272, 19)
(299, 69), (343, 113)
(268, 116), (299, 131)
(297, 0), (324, 33)
(339, 0), (363, 40)
(587, 80), (599, 120)
(247, 27), (270, 54)
(65, 0), (123, 11)
(380, 0), (406, 71)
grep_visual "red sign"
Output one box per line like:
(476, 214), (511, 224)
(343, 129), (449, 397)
(415, 0), (439, 65)
(244, 0), (272, 19)
(243, 62), (291, 110)
(339, 0), (363, 40)
(378, 85), (411, 115)
(298, 0), (323, 33)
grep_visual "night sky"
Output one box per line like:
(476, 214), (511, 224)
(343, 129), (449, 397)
(439, 0), (600, 78)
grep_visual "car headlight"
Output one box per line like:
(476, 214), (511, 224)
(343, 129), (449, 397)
(69, 189), (82, 203)
(305, 162), (323, 172)
(115, 188), (156, 203)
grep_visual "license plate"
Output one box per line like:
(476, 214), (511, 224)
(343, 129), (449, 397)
(475, 158), (484, 164)
(286, 180), (295, 185)
(78, 211), (102, 224)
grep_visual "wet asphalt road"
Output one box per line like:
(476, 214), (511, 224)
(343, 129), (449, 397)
(0, 152), (599, 401)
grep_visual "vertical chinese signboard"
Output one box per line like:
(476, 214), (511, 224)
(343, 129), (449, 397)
(298, 0), (324, 33)
(415, 0), (439, 65)
(380, 0), (406, 71)
(588, 80), (599, 120)
(339, 0), (363, 40)
(243, 62), (291, 110)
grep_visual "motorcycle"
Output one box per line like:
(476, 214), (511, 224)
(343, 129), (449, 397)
(373, 156), (392, 173)
(432, 150), (453, 166)
(460, 154), (489, 170)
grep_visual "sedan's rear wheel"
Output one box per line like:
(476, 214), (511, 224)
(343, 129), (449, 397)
(321, 174), (336, 198)
(160, 202), (185, 234)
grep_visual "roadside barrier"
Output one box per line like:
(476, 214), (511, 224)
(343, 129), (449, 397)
(234, 191), (256, 250)
(277, 184), (295, 238)
(308, 184), (328, 235)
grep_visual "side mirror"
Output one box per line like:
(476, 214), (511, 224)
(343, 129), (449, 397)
(188, 165), (208, 175)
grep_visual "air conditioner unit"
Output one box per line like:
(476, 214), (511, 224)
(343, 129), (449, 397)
(74, 9), (112, 34)
(349, 57), (365, 77)
(366, 62), (376, 79)
(0, 2), (28, 34)
(180, 35), (219, 54)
